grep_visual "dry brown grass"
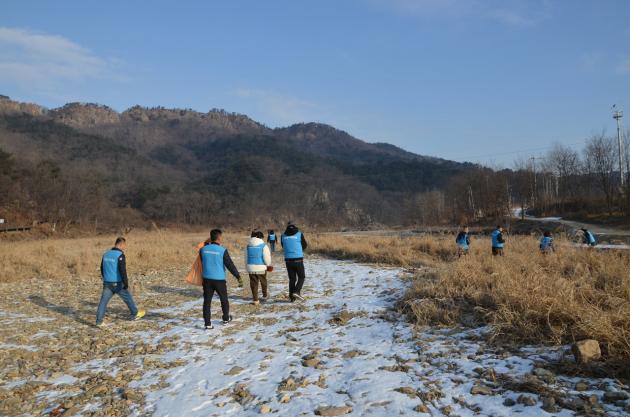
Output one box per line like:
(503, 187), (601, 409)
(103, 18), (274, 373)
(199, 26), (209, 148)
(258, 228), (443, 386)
(0, 230), (247, 283)
(310, 233), (456, 267)
(311, 232), (630, 370)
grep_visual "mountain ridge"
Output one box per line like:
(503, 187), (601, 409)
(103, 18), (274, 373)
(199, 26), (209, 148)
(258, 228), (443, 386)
(0, 96), (475, 228)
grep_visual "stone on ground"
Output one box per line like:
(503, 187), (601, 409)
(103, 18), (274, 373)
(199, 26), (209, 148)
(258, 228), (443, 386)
(571, 339), (601, 364)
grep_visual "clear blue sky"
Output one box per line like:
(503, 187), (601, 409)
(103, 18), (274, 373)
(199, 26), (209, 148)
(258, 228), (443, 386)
(1, 0), (629, 165)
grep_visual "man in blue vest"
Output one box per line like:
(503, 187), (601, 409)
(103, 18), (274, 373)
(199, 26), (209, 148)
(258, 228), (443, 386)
(267, 230), (277, 252)
(95, 237), (145, 327)
(281, 222), (308, 302)
(455, 226), (471, 256)
(540, 231), (554, 253)
(491, 225), (505, 256)
(581, 228), (597, 247)
(200, 229), (242, 329)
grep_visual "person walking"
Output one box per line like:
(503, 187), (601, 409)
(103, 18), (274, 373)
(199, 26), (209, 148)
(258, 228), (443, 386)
(267, 230), (278, 252)
(581, 228), (597, 247)
(95, 237), (145, 327)
(491, 225), (505, 256)
(281, 222), (308, 302)
(455, 226), (471, 256)
(539, 231), (555, 254)
(200, 229), (243, 329)
(246, 230), (272, 305)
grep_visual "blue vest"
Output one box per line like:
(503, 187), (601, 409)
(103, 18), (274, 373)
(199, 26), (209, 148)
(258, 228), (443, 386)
(491, 230), (504, 248)
(268, 234), (276, 242)
(540, 236), (553, 250)
(247, 243), (266, 265)
(200, 244), (227, 280)
(102, 249), (123, 283)
(585, 231), (597, 245)
(282, 232), (303, 259)
(456, 234), (469, 249)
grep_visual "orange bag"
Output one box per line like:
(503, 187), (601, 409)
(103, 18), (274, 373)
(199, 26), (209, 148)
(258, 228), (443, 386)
(184, 241), (206, 286)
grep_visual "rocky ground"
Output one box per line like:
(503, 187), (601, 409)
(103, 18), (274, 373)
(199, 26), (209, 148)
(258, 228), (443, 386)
(1, 257), (629, 416)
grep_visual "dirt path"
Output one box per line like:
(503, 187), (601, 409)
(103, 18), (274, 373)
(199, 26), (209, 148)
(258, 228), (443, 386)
(2, 258), (629, 416)
(512, 209), (630, 236)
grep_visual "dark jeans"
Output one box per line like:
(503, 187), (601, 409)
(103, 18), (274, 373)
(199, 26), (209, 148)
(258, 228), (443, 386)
(96, 282), (138, 324)
(492, 247), (504, 256)
(203, 279), (229, 325)
(249, 273), (268, 301)
(285, 259), (305, 298)
(269, 241), (276, 252)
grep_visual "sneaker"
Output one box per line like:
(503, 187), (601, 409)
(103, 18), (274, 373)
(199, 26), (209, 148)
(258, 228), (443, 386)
(205, 324), (214, 330)
(95, 322), (107, 328)
(222, 315), (233, 324)
(260, 296), (268, 303)
(293, 293), (305, 302)
(289, 294), (296, 302)
(133, 309), (146, 321)
(252, 300), (260, 305)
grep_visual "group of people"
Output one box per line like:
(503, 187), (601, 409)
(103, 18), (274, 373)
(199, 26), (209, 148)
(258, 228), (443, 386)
(95, 222), (600, 328)
(455, 225), (598, 256)
(95, 223), (308, 330)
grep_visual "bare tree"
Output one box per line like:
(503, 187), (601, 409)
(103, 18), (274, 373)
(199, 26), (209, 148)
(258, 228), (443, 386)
(584, 133), (617, 214)
(545, 143), (582, 209)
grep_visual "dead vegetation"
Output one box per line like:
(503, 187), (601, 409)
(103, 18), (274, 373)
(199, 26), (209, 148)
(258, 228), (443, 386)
(312, 233), (630, 372)
(0, 230), (246, 283)
(310, 233), (456, 267)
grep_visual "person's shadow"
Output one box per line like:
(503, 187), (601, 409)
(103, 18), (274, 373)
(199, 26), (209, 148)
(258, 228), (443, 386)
(28, 295), (96, 326)
(29, 295), (176, 326)
(149, 285), (202, 298)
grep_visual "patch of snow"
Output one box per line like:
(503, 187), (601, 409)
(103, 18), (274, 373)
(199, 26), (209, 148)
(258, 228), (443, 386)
(117, 259), (630, 417)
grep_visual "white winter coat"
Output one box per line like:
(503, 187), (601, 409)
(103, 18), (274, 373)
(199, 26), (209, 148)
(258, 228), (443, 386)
(245, 237), (272, 274)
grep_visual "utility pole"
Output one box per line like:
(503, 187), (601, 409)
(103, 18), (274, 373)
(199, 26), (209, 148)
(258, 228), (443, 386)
(613, 106), (625, 187)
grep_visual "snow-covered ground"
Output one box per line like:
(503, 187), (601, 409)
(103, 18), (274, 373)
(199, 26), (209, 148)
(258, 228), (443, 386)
(79, 259), (627, 417)
(4, 258), (629, 416)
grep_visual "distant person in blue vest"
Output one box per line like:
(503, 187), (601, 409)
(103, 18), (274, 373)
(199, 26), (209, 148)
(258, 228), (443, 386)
(267, 230), (278, 252)
(581, 228), (597, 247)
(246, 230), (272, 305)
(539, 231), (555, 254)
(95, 237), (145, 328)
(200, 229), (243, 330)
(281, 222), (308, 302)
(491, 225), (505, 256)
(455, 226), (471, 256)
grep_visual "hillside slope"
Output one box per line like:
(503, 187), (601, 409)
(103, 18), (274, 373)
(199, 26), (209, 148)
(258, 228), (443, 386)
(0, 96), (472, 229)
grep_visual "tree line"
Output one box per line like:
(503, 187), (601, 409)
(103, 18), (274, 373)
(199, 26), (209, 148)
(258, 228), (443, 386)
(411, 132), (630, 226)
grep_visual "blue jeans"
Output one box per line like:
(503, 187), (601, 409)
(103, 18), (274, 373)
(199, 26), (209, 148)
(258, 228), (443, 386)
(95, 282), (138, 324)
(270, 242), (276, 252)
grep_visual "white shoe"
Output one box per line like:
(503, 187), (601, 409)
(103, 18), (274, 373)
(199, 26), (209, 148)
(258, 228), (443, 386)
(293, 293), (305, 302)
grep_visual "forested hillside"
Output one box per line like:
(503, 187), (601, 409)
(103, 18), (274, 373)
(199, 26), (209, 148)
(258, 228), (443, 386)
(3, 96), (625, 232)
(0, 97), (472, 230)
